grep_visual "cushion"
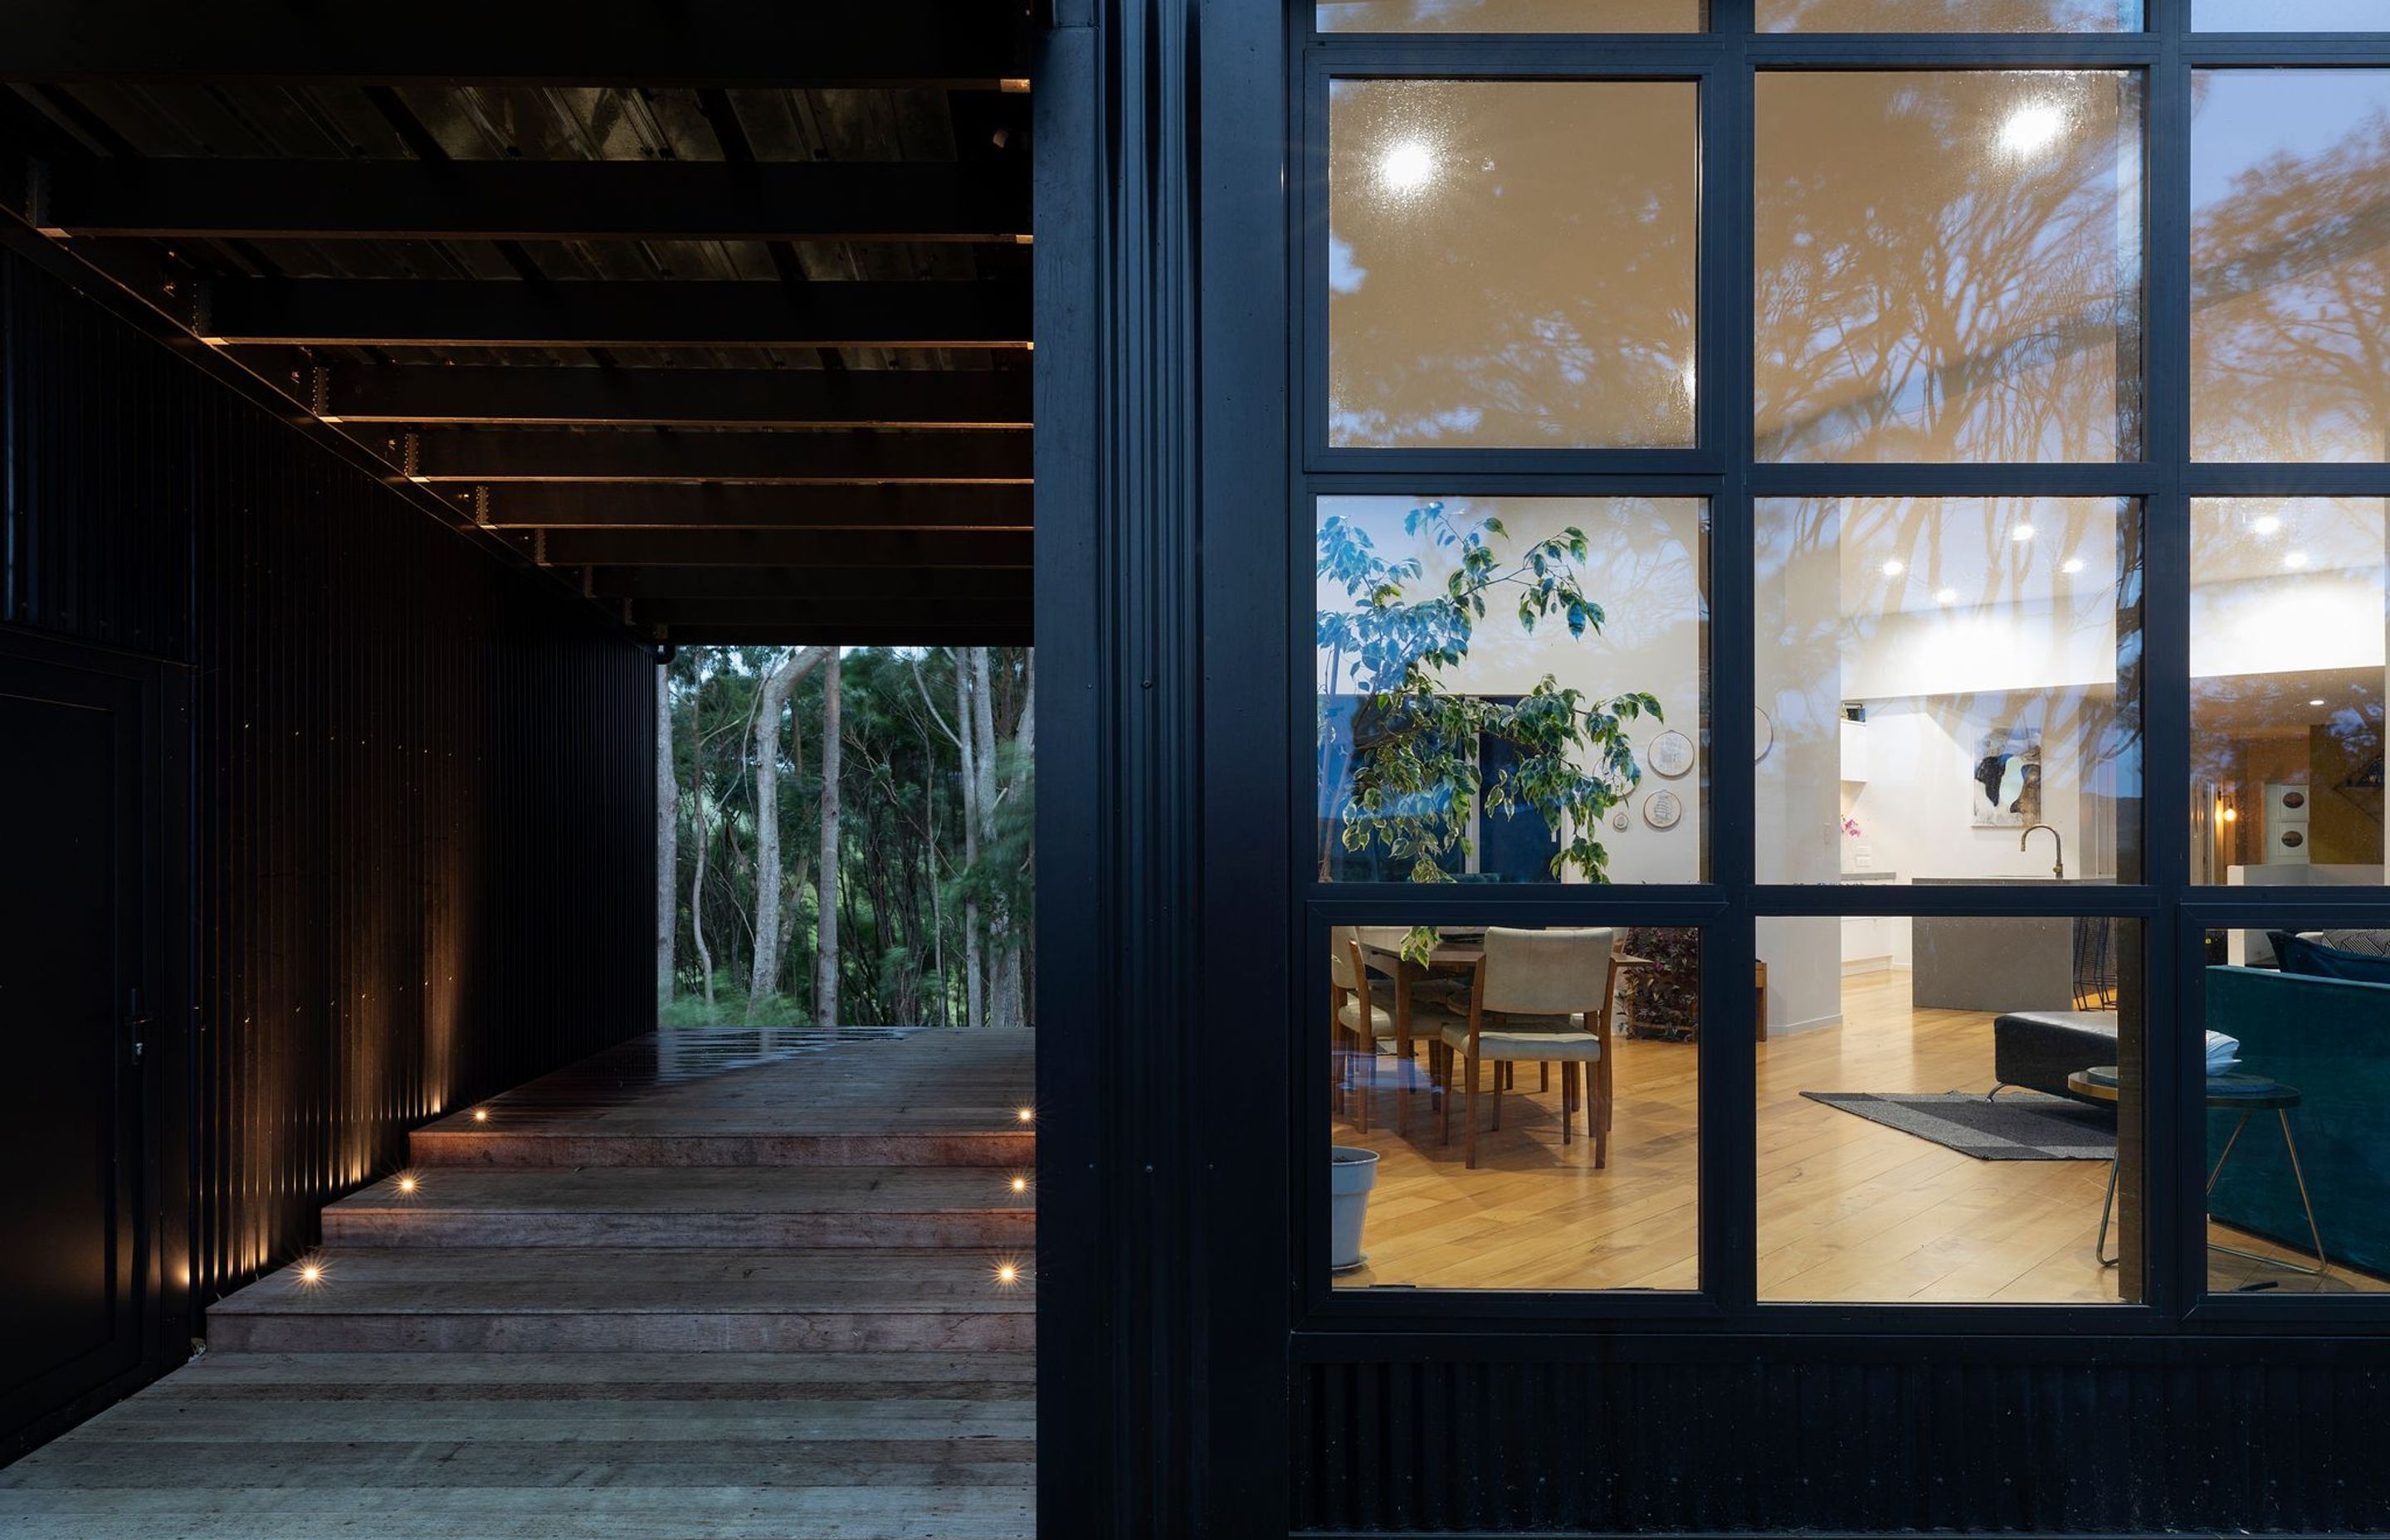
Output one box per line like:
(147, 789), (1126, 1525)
(2272, 931), (2390, 985)
(1338, 997), (1393, 1035)
(1438, 1021), (1602, 1061)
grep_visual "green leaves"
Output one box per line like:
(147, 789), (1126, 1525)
(1318, 503), (1659, 887)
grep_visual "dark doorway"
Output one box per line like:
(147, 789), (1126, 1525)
(0, 640), (166, 1447)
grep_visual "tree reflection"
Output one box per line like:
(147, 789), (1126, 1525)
(2192, 74), (2390, 463)
(1328, 80), (1698, 448)
(1755, 71), (2144, 464)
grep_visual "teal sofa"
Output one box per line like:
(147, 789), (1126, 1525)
(2206, 965), (2390, 1280)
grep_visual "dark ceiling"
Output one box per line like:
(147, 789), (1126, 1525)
(0, 2), (1036, 649)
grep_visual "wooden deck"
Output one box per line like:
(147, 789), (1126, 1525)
(0, 1026), (1038, 1539)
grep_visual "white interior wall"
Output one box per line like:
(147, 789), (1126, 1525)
(1316, 496), (1709, 885)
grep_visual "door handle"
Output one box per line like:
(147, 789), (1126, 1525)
(127, 987), (150, 1063)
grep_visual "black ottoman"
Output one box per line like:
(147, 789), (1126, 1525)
(1992, 1011), (2120, 1100)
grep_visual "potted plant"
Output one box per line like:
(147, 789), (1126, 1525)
(1318, 500), (1661, 940)
(1316, 501), (1661, 1248)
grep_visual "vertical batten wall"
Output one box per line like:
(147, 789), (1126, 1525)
(1, 247), (654, 1310)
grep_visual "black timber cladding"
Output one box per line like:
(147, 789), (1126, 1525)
(0, 243), (655, 1324)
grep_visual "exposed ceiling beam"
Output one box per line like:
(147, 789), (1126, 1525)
(319, 365), (1032, 429)
(404, 427), (1031, 485)
(472, 483), (1032, 529)
(661, 621), (1033, 646)
(41, 158), (1031, 244)
(0, 2), (1031, 89)
(592, 565), (1028, 601)
(635, 595), (1030, 628)
(198, 279), (1030, 349)
(525, 528), (1032, 567)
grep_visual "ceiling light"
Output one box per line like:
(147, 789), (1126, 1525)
(2285, 551), (2310, 569)
(2061, 558), (2087, 575)
(1935, 587), (1959, 606)
(1999, 103), (2067, 158)
(2010, 524), (2035, 543)
(2253, 514), (2283, 536)
(1880, 559), (1905, 578)
(2310, 698), (2328, 708)
(1378, 140), (1435, 195)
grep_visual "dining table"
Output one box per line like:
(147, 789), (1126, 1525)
(1354, 926), (1654, 1138)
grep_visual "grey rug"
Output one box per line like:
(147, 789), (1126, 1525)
(1801, 1090), (2115, 1161)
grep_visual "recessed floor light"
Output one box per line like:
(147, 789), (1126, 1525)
(2310, 699), (2328, 707)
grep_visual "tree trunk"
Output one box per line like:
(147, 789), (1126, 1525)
(746, 646), (829, 1021)
(972, 648), (1024, 1031)
(656, 660), (678, 1010)
(691, 800), (716, 1011)
(815, 651), (843, 1029)
(956, 651), (985, 1028)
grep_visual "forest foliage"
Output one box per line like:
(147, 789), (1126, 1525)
(656, 646), (1034, 1030)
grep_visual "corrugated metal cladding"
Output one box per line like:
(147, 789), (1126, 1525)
(1292, 1353), (2390, 1534)
(0, 247), (654, 1305)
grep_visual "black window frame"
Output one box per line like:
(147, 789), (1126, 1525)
(1290, 0), (2390, 1337)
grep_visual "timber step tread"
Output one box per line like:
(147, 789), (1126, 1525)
(209, 1248), (1034, 1317)
(116, 1349), (1036, 1390)
(407, 1128), (1036, 1169)
(330, 1166), (1032, 1214)
(323, 1167), (1034, 1247)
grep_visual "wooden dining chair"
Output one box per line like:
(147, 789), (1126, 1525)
(1329, 927), (1390, 1132)
(1431, 927), (1622, 1170)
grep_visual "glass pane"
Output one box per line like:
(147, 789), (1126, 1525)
(2202, 928), (2390, 1294)
(2190, 500), (2389, 882)
(1755, 71), (2145, 463)
(1758, 915), (2144, 1303)
(1317, 495), (1710, 882)
(1755, 497), (2145, 885)
(1761, 0), (2138, 31)
(1329, 79), (1699, 448)
(1319, 0), (1700, 32)
(1329, 919), (1700, 1290)
(2192, 71), (2390, 463)
(2196, 1), (2390, 28)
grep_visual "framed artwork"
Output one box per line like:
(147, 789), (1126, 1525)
(1970, 727), (2043, 828)
(1646, 729), (1694, 778)
(1642, 788), (1684, 830)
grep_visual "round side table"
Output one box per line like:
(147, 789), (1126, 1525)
(2066, 1065), (2328, 1277)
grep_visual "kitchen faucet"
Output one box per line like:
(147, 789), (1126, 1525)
(2020, 822), (2065, 880)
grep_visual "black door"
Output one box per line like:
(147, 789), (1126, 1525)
(0, 645), (153, 1443)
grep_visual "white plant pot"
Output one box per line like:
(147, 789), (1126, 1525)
(1329, 1145), (1380, 1273)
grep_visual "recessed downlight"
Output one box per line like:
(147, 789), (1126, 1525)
(2061, 558), (2087, 575)
(2010, 524), (2035, 543)
(1935, 587), (1959, 606)
(2285, 550), (2310, 570)
(1880, 559), (1905, 578)
(2253, 514), (2283, 536)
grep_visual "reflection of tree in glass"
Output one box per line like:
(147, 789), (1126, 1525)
(1329, 80), (1697, 448)
(2192, 80), (2390, 462)
(1316, 504), (1660, 897)
(1758, 0), (2134, 31)
(1756, 72), (2143, 464)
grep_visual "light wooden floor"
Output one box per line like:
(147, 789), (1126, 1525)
(1, 1026), (1038, 1540)
(1334, 969), (2384, 1301)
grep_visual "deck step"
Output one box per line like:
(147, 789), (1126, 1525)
(324, 1168), (1034, 1249)
(408, 1128), (1036, 1169)
(205, 1249), (1032, 1355)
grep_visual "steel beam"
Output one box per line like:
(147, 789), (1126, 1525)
(319, 365), (1032, 428)
(405, 428), (1031, 485)
(469, 483), (1032, 529)
(200, 279), (1030, 349)
(43, 159), (1031, 243)
(0, 2), (1030, 89)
